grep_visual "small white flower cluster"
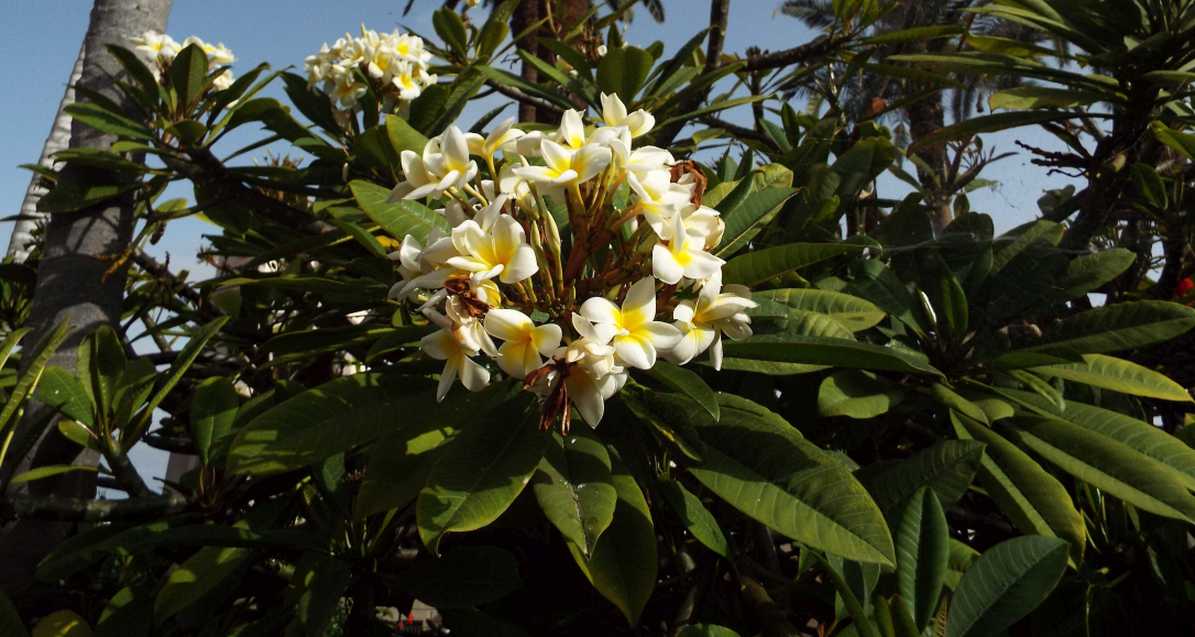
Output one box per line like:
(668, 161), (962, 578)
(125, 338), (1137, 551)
(388, 94), (755, 430)
(304, 26), (436, 111)
(129, 31), (236, 91)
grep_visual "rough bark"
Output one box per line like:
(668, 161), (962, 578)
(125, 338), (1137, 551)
(8, 44), (86, 263)
(0, 0), (172, 600)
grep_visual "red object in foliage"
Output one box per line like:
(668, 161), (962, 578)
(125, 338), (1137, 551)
(1177, 277), (1195, 304)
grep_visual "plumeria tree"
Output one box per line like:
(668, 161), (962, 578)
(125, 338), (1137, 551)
(3, 1), (1195, 635)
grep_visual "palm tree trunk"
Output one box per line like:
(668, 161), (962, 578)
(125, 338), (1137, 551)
(0, 0), (171, 602)
(7, 43), (86, 263)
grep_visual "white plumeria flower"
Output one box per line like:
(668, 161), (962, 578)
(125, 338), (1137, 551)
(466, 117), (525, 162)
(652, 212), (725, 285)
(425, 126), (480, 190)
(484, 309), (562, 378)
(183, 36), (235, 66)
(513, 139), (611, 187)
(420, 326), (491, 401)
(445, 198), (539, 284)
(681, 204), (726, 250)
(626, 146), (675, 182)
(131, 31), (181, 63)
(527, 316), (623, 427)
(558, 109), (590, 149)
(627, 169), (692, 237)
(668, 271), (756, 370)
(580, 278), (682, 369)
(599, 92), (655, 138)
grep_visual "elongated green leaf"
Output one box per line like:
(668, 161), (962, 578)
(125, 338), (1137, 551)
(1000, 301), (1195, 361)
(909, 111), (1074, 153)
(0, 592), (27, 637)
(677, 624), (741, 637)
(819, 370), (902, 419)
(568, 458), (656, 625)
(951, 413), (1085, 561)
(722, 243), (863, 286)
(385, 113), (428, 154)
(946, 536), (1068, 637)
(0, 320), (70, 436)
(723, 336), (942, 376)
(1030, 354), (1192, 402)
(155, 545), (248, 622)
(754, 289), (885, 331)
(658, 480), (728, 558)
(128, 317), (229, 446)
(988, 86), (1102, 110)
(231, 374), (488, 475)
(642, 361), (718, 421)
(596, 45), (654, 100)
(417, 397), (547, 553)
(63, 102), (153, 140)
(11, 464), (98, 485)
(855, 440), (985, 515)
(287, 552), (352, 636)
(1004, 417), (1195, 523)
(168, 43), (209, 109)
(534, 430), (617, 558)
(350, 180), (451, 243)
(190, 377), (239, 465)
(356, 424), (456, 518)
(715, 186), (798, 256)
(35, 367), (95, 426)
(998, 388), (1195, 492)
(896, 488), (949, 631)
(682, 394), (894, 566)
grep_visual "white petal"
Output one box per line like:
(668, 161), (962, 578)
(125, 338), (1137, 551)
(459, 355), (491, 391)
(580, 297), (621, 326)
(499, 245), (539, 284)
(532, 323), (563, 356)
(644, 321), (682, 350)
(437, 356), (460, 401)
(620, 278), (657, 328)
(485, 308), (533, 342)
(652, 244), (684, 285)
(613, 335), (655, 370)
(566, 373), (606, 427)
(709, 333), (724, 371)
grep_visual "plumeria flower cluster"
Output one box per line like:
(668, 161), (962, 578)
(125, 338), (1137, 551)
(387, 93), (756, 432)
(129, 31), (236, 90)
(304, 26), (436, 113)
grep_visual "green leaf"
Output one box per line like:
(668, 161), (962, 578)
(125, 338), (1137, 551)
(231, 374), (483, 475)
(35, 367), (95, 426)
(896, 488), (949, 631)
(533, 430), (618, 558)
(908, 111), (1074, 154)
(396, 546), (521, 608)
(11, 464), (98, 485)
(1030, 354), (1192, 402)
(641, 361), (718, 421)
(190, 377), (239, 465)
(0, 592), (28, 637)
(1152, 121), (1195, 161)
(855, 440), (985, 515)
(433, 8), (469, 56)
(286, 552), (352, 636)
(385, 113), (429, 155)
(154, 546), (249, 622)
(1003, 416), (1195, 524)
(350, 180), (451, 243)
(63, 102), (153, 140)
(998, 388), (1195, 492)
(168, 43), (210, 109)
(988, 86), (1102, 110)
(999, 301), (1195, 361)
(716, 186), (798, 256)
(658, 480), (729, 558)
(946, 536), (1068, 637)
(0, 320), (70, 436)
(356, 424), (455, 518)
(127, 317), (229, 445)
(568, 457), (657, 625)
(417, 397), (546, 553)
(723, 335), (942, 376)
(951, 413), (1085, 561)
(818, 370), (902, 419)
(722, 243), (864, 286)
(754, 289), (886, 332)
(677, 624), (741, 637)
(596, 46), (655, 100)
(683, 394), (895, 566)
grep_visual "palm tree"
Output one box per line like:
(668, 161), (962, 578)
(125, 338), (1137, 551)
(0, 0), (173, 601)
(781, 0), (1047, 230)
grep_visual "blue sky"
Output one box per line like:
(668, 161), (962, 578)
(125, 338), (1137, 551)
(0, 1), (1075, 483)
